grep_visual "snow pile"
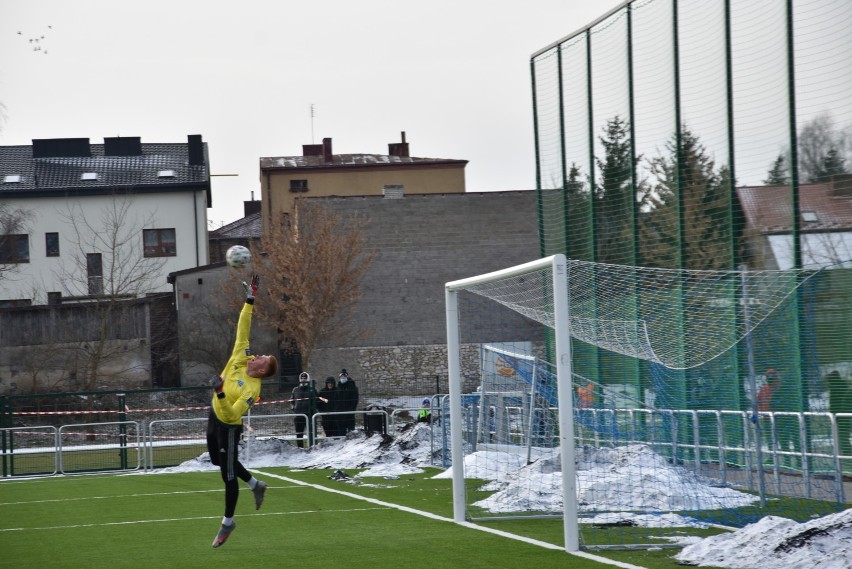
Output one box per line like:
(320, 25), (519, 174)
(675, 508), (852, 569)
(433, 444), (757, 515)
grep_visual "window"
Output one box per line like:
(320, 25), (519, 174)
(3, 174), (22, 183)
(46, 232), (60, 257)
(802, 211), (819, 223)
(80, 172), (98, 181)
(143, 228), (176, 257)
(289, 179), (309, 192)
(0, 234), (30, 263)
(87, 253), (103, 295)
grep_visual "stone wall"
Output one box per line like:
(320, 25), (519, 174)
(313, 343), (486, 402)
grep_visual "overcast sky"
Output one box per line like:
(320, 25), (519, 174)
(0, 0), (624, 228)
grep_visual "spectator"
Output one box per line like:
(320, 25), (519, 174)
(577, 381), (596, 409)
(207, 274), (276, 548)
(756, 368), (797, 466)
(337, 369), (359, 434)
(291, 372), (318, 448)
(318, 376), (341, 437)
(417, 398), (432, 423)
(756, 369), (781, 412)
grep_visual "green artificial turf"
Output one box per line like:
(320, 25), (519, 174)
(9, 465), (835, 569)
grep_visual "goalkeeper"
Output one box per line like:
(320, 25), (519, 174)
(206, 274), (279, 548)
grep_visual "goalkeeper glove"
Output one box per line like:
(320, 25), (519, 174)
(212, 375), (226, 399)
(242, 274), (260, 303)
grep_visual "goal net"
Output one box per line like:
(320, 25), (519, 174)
(444, 254), (840, 552)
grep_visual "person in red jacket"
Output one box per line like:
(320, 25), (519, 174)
(756, 369), (781, 412)
(207, 275), (278, 548)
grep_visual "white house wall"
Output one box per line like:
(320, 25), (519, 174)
(1, 191), (208, 305)
(768, 232), (852, 270)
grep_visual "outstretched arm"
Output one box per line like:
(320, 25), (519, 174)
(229, 274), (260, 360)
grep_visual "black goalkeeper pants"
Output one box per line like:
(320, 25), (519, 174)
(206, 411), (252, 517)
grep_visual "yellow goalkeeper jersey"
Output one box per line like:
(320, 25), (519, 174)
(211, 302), (263, 426)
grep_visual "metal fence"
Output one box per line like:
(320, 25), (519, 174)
(530, 0), (852, 450)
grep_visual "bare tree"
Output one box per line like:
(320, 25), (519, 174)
(801, 232), (851, 267)
(53, 195), (170, 390)
(253, 201), (374, 369)
(798, 113), (852, 183)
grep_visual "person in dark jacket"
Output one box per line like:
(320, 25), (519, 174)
(291, 372), (318, 448)
(336, 369), (359, 434)
(318, 376), (341, 437)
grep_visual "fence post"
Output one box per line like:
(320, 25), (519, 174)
(0, 396), (7, 477)
(117, 393), (127, 469)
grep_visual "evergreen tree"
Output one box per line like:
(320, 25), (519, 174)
(595, 116), (635, 265)
(638, 126), (732, 270)
(764, 154), (788, 185)
(565, 162), (593, 260)
(813, 147), (848, 182)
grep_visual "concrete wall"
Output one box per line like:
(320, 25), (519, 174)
(308, 190), (542, 389)
(0, 298), (170, 394)
(170, 263), (279, 386)
(171, 190), (542, 398)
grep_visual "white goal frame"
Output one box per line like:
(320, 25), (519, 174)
(445, 253), (579, 552)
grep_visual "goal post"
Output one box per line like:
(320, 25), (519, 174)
(442, 253), (837, 553)
(445, 254), (579, 552)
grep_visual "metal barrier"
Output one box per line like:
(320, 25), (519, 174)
(3, 405), (849, 506)
(0, 425), (58, 477)
(146, 417), (207, 472)
(57, 421), (141, 474)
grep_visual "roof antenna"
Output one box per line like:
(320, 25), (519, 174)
(310, 104), (316, 144)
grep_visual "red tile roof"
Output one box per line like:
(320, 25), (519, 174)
(737, 183), (852, 233)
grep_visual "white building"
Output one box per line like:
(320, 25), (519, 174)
(0, 135), (211, 306)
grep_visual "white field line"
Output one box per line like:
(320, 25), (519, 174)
(253, 469), (649, 569)
(0, 485), (301, 506)
(0, 507), (388, 532)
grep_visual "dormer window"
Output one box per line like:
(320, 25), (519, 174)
(801, 211), (819, 223)
(3, 174), (22, 183)
(157, 169), (176, 178)
(81, 172), (98, 181)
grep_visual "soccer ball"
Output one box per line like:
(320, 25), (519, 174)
(225, 245), (251, 268)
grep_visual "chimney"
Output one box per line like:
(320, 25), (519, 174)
(244, 197), (261, 216)
(104, 136), (142, 156)
(388, 131), (409, 158)
(303, 143), (323, 156)
(322, 137), (333, 163)
(187, 134), (204, 165)
(32, 138), (91, 158)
